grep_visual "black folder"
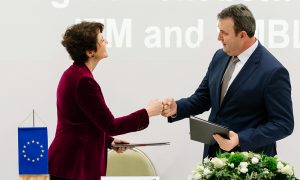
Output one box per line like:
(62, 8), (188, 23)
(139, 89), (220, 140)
(111, 142), (170, 148)
(189, 116), (229, 145)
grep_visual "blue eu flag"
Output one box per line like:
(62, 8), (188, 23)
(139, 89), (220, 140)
(18, 127), (48, 174)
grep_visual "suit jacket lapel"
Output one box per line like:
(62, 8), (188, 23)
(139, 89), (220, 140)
(220, 43), (262, 107)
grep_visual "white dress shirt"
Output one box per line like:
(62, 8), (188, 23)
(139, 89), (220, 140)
(225, 40), (259, 93)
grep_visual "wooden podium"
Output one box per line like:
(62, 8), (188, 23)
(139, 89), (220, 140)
(19, 175), (49, 180)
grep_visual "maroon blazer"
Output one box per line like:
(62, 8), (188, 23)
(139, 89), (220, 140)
(48, 63), (149, 180)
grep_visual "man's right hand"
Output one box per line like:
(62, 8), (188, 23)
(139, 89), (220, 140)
(162, 98), (177, 117)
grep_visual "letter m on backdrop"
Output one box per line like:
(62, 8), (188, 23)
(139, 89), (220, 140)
(18, 127), (48, 174)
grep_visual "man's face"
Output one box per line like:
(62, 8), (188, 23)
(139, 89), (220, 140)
(217, 18), (242, 56)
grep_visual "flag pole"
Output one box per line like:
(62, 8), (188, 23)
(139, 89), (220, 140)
(33, 109), (35, 127)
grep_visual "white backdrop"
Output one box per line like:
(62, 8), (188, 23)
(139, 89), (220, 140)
(0, 0), (299, 179)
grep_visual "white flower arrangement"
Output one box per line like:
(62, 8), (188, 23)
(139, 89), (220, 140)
(190, 151), (298, 180)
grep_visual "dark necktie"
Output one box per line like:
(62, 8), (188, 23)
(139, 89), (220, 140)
(220, 57), (240, 104)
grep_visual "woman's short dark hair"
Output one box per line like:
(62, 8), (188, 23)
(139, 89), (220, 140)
(62, 21), (104, 63)
(217, 4), (256, 38)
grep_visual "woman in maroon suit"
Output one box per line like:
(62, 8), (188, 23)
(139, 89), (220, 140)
(48, 21), (163, 180)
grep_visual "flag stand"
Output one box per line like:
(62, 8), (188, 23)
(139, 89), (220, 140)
(18, 110), (49, 180)
(19, 174), (49, 180)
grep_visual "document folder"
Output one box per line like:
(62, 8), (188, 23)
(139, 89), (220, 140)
(189, 116), (229, 145)
(111, 142), (170, 148)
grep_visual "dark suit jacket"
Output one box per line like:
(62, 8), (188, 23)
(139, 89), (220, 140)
(49, 63), (149, 180)
(169, 42), (294, 158)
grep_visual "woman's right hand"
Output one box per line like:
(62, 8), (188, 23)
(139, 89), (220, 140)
(146, 99), (163, 117)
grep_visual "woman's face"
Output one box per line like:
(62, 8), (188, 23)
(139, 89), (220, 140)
(94, 32), (108, 60)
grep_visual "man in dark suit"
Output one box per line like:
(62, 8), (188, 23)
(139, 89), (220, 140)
(162, 4), (294, 158)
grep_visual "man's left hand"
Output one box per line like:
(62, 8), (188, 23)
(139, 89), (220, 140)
(213, 131), (239, 151)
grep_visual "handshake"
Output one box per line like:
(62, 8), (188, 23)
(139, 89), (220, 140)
(145, 98), (177, 117)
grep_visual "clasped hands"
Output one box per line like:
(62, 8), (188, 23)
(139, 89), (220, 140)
(114, 98), (239, 153)
(145, 98), (177, 117)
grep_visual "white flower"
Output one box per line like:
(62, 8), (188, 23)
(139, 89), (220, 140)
(280, 165), (294, 176)
(240, 162), (248, 168)
(203, 157), (210, 164)
(254, 154), (261, 159)
(192, 172), (202, 180)
(242, 152), (249, 157)
(277, 161), (284, 170)
(211, 157), (226, 169)
(239, 162), (248, 173)
(240, 167), (248, 173)
(251, 157), (259, 164)
(263, 168), (269, 174)
(229, 163), (235, 168)
(203, 168), (212, 176)
(195, 165), (204, 172)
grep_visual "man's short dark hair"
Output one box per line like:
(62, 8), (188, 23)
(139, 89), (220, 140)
(61, 21), (104, 64)
(218, 4), (256, 38)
